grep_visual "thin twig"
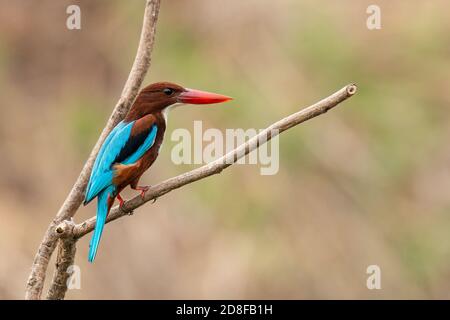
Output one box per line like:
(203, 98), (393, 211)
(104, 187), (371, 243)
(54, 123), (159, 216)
(25, 0), (161, 300)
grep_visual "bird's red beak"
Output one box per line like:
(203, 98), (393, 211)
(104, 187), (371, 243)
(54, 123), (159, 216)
(178, 88), (232, 104)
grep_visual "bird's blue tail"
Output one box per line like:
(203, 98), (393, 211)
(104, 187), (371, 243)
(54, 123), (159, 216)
(88, 186), (113, 262)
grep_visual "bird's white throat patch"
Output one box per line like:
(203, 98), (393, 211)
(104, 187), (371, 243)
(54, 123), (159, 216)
(162, 103), (184, 122)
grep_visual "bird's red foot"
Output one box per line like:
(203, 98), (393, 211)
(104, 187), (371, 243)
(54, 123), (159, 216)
(133, 185), (150, 199)
(117, 193), (126, 210)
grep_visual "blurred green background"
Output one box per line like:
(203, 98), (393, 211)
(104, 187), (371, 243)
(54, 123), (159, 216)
(1, 0), (450, 299)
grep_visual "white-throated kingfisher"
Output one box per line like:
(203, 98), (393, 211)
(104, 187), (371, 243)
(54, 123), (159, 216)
(84, 82), (232, 262)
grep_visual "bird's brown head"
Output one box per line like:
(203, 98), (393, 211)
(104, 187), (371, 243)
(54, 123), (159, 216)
(125, 81), (232, 121)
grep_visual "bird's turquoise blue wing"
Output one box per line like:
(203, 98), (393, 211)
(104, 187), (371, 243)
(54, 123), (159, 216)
(84, 121), (134, 204)
(86, 121), (125, 196)
(84, 119), (158, 204)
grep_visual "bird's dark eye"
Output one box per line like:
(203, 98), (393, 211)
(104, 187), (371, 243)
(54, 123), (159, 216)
(163, 88), (174, 96)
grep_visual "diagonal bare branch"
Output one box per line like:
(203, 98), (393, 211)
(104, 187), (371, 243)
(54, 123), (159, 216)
(25, 0), (162, 300)
(70, 83), (358, 239)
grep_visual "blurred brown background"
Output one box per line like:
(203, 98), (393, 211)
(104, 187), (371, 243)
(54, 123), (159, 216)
(1, 0), (450, 299)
